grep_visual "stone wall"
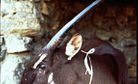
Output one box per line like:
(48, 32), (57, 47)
(1, 0), (43, 84)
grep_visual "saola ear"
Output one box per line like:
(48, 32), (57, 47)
(65, 33), (83, 60)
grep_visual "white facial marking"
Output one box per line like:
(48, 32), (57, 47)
(48, 72), (55, 84)
(33, 54), (47, 69)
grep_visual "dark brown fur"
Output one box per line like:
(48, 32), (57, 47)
(20, 37), (128, 84)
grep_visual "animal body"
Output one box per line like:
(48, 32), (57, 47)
(20, 0), (128, 83)
(20, 36), (128, 84)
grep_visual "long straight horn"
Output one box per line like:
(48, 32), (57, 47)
(43, 0), (102, 50)
(33, 0), (102, 69)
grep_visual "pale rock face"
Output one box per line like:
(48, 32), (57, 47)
(0, 36), (7, 61)
(1, 0), (43, 36)
(0, 53), (31, 84)
(4, 34), (32, 53)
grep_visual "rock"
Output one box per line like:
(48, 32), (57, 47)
(4, 34), (32, 53)
(128, 58), (137, 77)
(116, 14), (128, 28)
(44, 0), (51, 2)
(122, 38), (137, 65)
(93, 14), (103, 27)
(0, 53), (31, 84)
(41, 2), (49, 15)
(1, 0), (43, 36)
(128, 77), (137, 84)
(34, 0), (40, 2)
(2, 0), (22, 1)
(123, 5), (135, 17)
(105, 6), (116, 17)
(0, 36), (7, 61)
(96, 30), (112, 40)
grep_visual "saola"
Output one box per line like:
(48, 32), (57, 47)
(20, 36), (128, 84)
(20, 0), (128, 84)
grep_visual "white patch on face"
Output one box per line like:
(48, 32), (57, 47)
(33, 54), (47, 69)
(48, 72), (55, 84)
(65, 34), (83, 60)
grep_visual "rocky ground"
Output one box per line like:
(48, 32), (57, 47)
(0, 0), (137, 84)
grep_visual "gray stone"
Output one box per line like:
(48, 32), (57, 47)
(34, 0), (40, 2)
(121, 38), (137, 64)
(0, 53), (31, 84)
(4, 34), (32, 53)
(1, 1), (43, 36)
(96, 30), (112, 40)
(1, 0), (33, 3)
(0, 36), (7, 61)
